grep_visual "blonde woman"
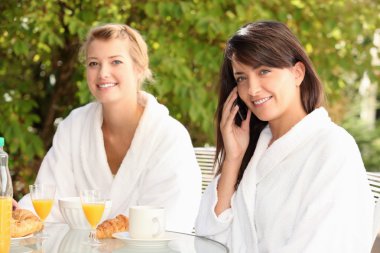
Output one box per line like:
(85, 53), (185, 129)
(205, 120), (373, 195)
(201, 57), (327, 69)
(19, 24), (201, 233)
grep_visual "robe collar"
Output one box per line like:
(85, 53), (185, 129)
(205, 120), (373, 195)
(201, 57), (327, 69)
(79, 91), (170, 215)
(255, 107), (331, 184)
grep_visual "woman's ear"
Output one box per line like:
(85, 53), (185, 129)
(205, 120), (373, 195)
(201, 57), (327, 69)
(293, 61), (305, 87)
(133, 65), (144, 89)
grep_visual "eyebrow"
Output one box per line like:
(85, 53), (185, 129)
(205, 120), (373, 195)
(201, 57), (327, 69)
(233, 64), (266, 75)
(109, 55), (125, 59)
(87, 55), (125, 60)
(233, 71), (246, 76)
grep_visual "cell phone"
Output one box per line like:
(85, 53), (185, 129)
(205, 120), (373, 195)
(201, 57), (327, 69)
(233, 96), (248, 126)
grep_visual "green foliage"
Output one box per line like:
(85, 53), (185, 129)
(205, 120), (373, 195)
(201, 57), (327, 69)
(0, 0), (379, 196)
(343, 113), (380, 172)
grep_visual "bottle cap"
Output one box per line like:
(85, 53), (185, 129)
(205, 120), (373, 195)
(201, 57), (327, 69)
(0, 137), (4, 147)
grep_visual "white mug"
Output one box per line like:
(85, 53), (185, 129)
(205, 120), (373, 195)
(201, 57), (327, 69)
(129, 206), (165, 239)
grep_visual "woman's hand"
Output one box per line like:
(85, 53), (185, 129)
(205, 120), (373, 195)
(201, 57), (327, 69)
(12, 199), (19, 210)
(215, 87), (251, 216)
(220, 87), (251, 165)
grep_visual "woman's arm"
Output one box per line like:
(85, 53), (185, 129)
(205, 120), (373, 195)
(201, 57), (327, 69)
(215, 160), (241, 215)
(215, 87), (251, 215)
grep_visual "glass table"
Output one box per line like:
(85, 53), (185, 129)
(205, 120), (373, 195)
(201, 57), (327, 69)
(10, 223), (229, 253)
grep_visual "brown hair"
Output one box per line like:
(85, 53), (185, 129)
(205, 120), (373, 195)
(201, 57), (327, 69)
(80, 23), (153, 86)
(215, 21), (325, 187)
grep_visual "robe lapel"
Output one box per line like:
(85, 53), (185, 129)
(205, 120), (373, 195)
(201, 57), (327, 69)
(79, 102), (113, 189)
(239, 126), (272, 250)
(238, 107), (331, 250)
(109, 92), (170, 216)
(255, 108), (331, 184)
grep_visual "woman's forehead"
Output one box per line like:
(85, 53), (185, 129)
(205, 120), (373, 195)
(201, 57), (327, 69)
(231, 55), (261, 71)
(87, 38), (130, 57)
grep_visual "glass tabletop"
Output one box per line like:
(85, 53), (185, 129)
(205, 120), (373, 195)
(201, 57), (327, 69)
(10, 223), (229, 253)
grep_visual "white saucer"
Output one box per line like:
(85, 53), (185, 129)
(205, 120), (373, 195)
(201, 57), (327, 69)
(9, 245), (33, 253)
(112, 232), (175, 247)
(11, 234), (33, 243)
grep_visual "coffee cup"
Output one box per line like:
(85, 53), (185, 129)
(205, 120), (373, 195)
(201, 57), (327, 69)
(129, 206), (165, 239)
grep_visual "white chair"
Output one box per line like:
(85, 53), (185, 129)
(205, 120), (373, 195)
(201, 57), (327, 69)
(367, 172), (380, 242)
(194, 147), (217, 192)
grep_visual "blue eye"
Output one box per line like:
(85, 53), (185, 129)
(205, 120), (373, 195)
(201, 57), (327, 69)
(113, 60), (122, 65)
(259, 69), (270, 75)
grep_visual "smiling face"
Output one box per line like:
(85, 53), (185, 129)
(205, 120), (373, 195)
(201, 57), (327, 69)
(232, 59), (306, 125)
(86, 38), (140, 105)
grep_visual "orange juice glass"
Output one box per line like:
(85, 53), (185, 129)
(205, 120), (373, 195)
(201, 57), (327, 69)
(29, 184), (56, 238)
(80, 189), (106, 246)
(82, 203), (105, 229)
(32, 199), (54, 221)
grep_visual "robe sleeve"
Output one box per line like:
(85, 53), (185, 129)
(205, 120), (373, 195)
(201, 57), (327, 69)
(272, 135), (373, 253)
(136, 121), (202, 233)
(18, 114), (77, 222)
(195, 175), (236, 245)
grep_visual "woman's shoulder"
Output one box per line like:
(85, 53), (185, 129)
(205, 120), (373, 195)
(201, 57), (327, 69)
(312, 122), (361, 163)
(320, 122), (357, 147)
(143, 93), (190, 136)
(68, 101), (99, 117)
(58, 102), (100, 128)
(146, 110), (191, 142)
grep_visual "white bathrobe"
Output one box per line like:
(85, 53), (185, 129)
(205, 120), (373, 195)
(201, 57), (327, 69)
(19, 91), (202, 233)
(196, 107), (374, 252)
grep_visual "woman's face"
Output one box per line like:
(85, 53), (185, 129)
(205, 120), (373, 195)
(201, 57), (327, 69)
(86, 38), (140, 105)
(232, 60), (306, 124)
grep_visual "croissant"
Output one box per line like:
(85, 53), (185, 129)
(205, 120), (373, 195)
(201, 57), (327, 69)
(96, 214), (129, 239)
(11, 209), (44, 238)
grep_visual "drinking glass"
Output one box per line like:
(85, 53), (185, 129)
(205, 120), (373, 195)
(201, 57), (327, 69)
(80, 189), (106, 246)
(29, 184), (56, 238)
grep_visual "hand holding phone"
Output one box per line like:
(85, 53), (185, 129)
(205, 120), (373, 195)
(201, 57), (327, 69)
(232, 96), (248, 126)
(220, 89), (251, 165)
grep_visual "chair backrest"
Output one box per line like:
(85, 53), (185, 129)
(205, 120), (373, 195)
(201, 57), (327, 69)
(367, 172), (380, 241)
(194, 147), (217, 192)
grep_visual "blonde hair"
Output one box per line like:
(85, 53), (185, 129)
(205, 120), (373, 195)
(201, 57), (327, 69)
(80, 23), (153, 86)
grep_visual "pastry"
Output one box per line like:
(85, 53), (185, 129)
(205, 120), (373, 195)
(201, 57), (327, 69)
(11, 209), (44, 238)
(96, 214), (129, 239)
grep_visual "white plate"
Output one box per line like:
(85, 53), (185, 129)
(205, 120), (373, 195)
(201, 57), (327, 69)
(11, 234), (33, 242)
(9, 245), (33, 253)
(112, 232), (175, 247)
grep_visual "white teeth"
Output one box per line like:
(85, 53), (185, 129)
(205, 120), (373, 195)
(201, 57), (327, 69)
(98, 83), (116, 88)
(254, 96), (271, 105)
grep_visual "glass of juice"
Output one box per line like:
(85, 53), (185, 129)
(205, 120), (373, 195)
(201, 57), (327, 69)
(29, 184), (56, 238)
(80, 189), (105, 246)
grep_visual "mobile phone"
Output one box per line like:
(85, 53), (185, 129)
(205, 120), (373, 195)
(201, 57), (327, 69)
(233, 96), (248, 126)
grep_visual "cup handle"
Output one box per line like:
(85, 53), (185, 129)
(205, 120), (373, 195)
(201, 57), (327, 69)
(151, 217), (162, 238)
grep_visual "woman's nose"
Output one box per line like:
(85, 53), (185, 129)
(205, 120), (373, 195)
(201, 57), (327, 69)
(99, 64), (110, 78)
(248, 78), (261, 96)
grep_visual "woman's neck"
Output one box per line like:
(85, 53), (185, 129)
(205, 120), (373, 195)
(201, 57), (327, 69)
(101, 98), (144, 174)
(101, 99), (144, 138)
(268, 109), (307, 146)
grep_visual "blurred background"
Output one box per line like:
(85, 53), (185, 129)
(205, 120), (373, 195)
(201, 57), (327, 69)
(0, 0), (379, 199)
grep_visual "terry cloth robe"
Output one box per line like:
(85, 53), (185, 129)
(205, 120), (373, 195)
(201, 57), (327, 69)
(19, 91), (202, 233)
(195, 107), (374, 252)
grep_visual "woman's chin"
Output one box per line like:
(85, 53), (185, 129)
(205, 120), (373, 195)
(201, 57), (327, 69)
(253, 111), (272, 122)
